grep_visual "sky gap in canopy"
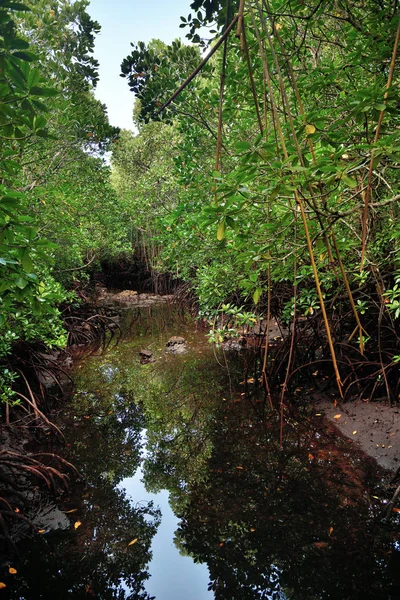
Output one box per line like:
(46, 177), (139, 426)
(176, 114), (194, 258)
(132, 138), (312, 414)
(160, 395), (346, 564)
(88, 0), (199, 131)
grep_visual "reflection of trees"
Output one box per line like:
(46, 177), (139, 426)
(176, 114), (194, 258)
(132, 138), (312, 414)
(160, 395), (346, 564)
(140, 356), (224, 514)
(143, 370), (393, 600)
(8, 372), (160, 599)
(9, 488), (160, 599)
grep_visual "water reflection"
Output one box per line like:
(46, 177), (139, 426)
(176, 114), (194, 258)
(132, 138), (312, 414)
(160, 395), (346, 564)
(3, 305), (398, 599)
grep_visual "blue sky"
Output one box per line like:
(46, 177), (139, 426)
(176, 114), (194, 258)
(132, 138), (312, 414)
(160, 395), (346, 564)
(87, 0), (196, 131)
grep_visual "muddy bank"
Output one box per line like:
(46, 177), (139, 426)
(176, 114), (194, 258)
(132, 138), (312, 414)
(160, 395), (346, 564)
(317, 398), (400, 472)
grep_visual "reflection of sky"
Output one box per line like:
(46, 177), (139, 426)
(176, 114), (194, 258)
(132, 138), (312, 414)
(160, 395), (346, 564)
(121, 466), (213, 600)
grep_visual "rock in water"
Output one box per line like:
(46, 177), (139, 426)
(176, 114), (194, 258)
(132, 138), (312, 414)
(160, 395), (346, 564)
(139, 349), (155, 363)
(166, 336), (187, 354)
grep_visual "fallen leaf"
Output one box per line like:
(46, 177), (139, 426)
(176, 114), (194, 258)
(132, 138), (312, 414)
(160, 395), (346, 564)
(8, 567), (17, 575)
(333, 399), (337, 407)
(329, 527), (334, 536)
(306, 124), (316, 135)
(352, 431), (357, 435)
(0, 583), (6, 590)
(74, 521), (82, 530)
(219, 542), (224, 547)
(314, 541), (329, 549)
(389, 432), (396, 437)
(247, 378), (255, 383)
(128, 538), (138, 546)
(250, 528), (256, 532)
(236, 466), (244, 470)
(308, 453), (314, 460)
(312, 370), (318, 376)
(14, 508), (20, 513)
(315, 413), (322, 416)
(334, 414), (342, 419)
(274, 22), (283, 30)
(63, 508), (78, 514)
(392, 508), (400, 513)
(37, 529), (46, 534)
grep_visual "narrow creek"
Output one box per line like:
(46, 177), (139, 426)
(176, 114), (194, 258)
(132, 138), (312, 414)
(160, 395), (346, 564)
(4, 301), (400, 599)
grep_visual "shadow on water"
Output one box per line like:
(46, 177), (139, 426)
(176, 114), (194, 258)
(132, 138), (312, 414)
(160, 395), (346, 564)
(2, 304), (400, 599)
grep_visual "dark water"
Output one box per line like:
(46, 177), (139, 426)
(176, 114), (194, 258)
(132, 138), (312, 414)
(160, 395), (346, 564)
(3, 303), (400, 599)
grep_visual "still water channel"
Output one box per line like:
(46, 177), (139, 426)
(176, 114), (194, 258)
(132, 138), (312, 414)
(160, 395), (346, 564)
(4, 302), (400, 599)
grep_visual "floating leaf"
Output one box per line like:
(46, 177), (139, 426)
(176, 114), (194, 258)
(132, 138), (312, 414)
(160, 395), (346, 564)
(314, 541), (329, 549)
(128, 538), (138, 546)
(74, 521), (82, 529)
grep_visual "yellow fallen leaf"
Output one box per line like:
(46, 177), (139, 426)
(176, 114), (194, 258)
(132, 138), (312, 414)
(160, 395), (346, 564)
(315, 413), (322, 416)
(0, 583), (6, 590)
(74, 521), (82, 530)
(37, 529), (46, 534)
(308, 453), (314, 460)
(250, 528), (256, 532)
(63, 508), (78, 514)
(329, 527), (334, 536)
(128, 538), (138, 546)
(274, 22), (283, 30)
(352, 431), (357, 435)
(334, 414), (342, 419)
(236, 466), (244, 470)
(306, 124), (316, 135)
(8, 567), (17, 575)
(247, 378), (255, 383)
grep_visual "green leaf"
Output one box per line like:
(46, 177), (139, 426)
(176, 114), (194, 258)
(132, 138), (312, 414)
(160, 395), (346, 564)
(253, 287), (263, 304)
(0, 2), (31, 10)
(21, 247), (33, 272)
(29, 86), (58, 97)
(27, 68), (40, 89)
(12, 51), (38, 62)
(0, 314), (5, 327)
(235, 141), (251, 152)
(217, 220), (225, 241)
(342, 175), (358, 188)
(15, 276), (28, 289)
(8, 38), (29, 50)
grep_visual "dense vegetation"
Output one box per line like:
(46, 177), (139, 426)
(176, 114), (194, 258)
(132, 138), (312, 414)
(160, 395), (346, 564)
(1, 0), (399, 417)
(118, 0), (400, 402)
(0, 0), (129, 405)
